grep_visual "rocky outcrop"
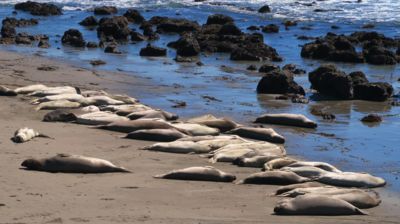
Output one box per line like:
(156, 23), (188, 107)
(61, 29), (85, 47)
(257, 69), (305, 95)
(130, 31), (146, 41)
(1, 24), (16, 38)
(206, 14), (234, 25)
(79, 16), (98, 26)
(2, 17), (38, 27)
(97, 16), (130, 41)
(14, 1), (62, 16)
(139, 44), (167, 57)
(258, 5), (271, 13)
(94, 6), (117, 15)
(123, 9), (145, 24)
(262, 24), (279, 33)
(152, 17), (200, 34)
(168, 33), (200, 57)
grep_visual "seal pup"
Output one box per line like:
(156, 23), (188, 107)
(187, 114), (238, 132)
(125, 129), (187, 142)
(97, 119), (177, 133)
(263, 157), (297, 171)
(226, 126), (285, 143)
(287, 161), (342, 173)
(154, 166), (236, 182)
(14, 84), (48, 94)
(316, 172), (386, 188)
(21, 154), (130, 173)
(35, 100), (81, 111)
(76, 111), (129, 125)
(237, 171), (310, 185)
(232, 155), (283, 168)
(12, 127), (51, 143)
(0, 85), (17, 96)
(141, 141), (212, 154)
(170, 123), (220, 136)
(254, 113), (317, 128)
(274, 195), (367, 215)
(274, 182), (327, 195)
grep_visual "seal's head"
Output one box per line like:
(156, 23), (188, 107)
(21, 159), (42, 170)
(222, 173), (237, 182)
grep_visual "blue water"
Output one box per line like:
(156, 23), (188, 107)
(0, 1), (399, 192)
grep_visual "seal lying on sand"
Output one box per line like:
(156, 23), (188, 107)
(21, 154), (130, 173)
(12, 127), (51, 143)
(43, 110), (78, 122)
(154, 166), (236, 182)
(28, 86), (80, 97)
(97, 119), (177, 133)
(274, 182), (327, 195)
(187, 114), (238, 132)
(127, 109), (178, 121)
(142, 141), (212, 154)
(35, 100), (81, 111)
(316, 172), (386, 188)
(14, 84), (48, 94)
(31, 94), (85, 105)
(254, 113), (317, 128)
(171, 123), (220, 136)
(101, 104), (152, 114)
(80, 96), (125, 106)
(232, 155), (283, 168)
(0, 85), (17, 96)
(76, 111), (129, 125)
(226, 126), (285, 143)
(280, 166), (329, 178)
(237, 170), (310, 185)
(125, 129), (187, 142)
(274, 195), (367, 215)
(286, 161), (342, 173)
(263, 157), (297, 171)
(177, 135), (248, 150)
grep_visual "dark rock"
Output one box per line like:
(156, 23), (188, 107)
(331, 25), (340, 29)
(156, 17), (200, 34)
(362, 23), (375, 29)
(258, 5), (271, 13)
(139, 44), (167, 57)
(282, 64), (306, 75)
(257, 70), (305, 95)
(259, 64), (280, 73)
(349, 71), (368, 85)
(283, 20), (297, 27)
(14, 1), (62, 16)
(141, 23), (159, 40)
(86, 41), (98, 48)
(206, 14), (234, 25)
(38, 39), (50, 48)
(247, 65), (257, 71)
(15, 33), (32, 45)
(247, 25), (260, 31)
(104, 44), (121, 54)
(218, 24), (242, 36)
(97, 16), (130, 41)
(130, 31), (146, 41)
(94, 6), (117, 15)
(262, 24), (279, 33)
(79, 16), (98, 26)
(61, 29), (85, 47)
(123, 9), (145, 23)
(90, 60), (106, 66)
(309, 64), (353, 99)
(354, 82), (393, 101)
(1, 24), (16, 38)
(361, 114), (382, 123)
(168, 33), (200, 56)
(363, 45), (397, 65)
(2, 17), (38, 27)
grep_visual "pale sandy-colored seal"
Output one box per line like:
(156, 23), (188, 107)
(127, 109), (178, 121)
(187, 114), (238, 132)
(31, 93), (85, 105)
(274, 182), (327, 195)
(21, 154), (130, 173)
(80, 96), (125, 106)
(237, 170), (310, 185)
(35, 100), (81, 111)
(255, 113), (317, 128)
(28, 86), (80, 97)
(142, 141), (212, 154)
(316, 172), (386, 188)
(226, 126), (285, 143)
(0, 85), (17, 96)
(287, 161), (342, 173)
(154, 166), (236, 182)
(101, 104), (152, 114)
(76, 111), (129, 125)
(125, 129), (187, 142)
(263, 157), (297, 171)
(178, 135), (248, 150)
(14, 84), (48, 94)
(274, 195), (367, 215)
(232, 155), (283, 168)
(171, 123), (220, 136)
(12, 127), (51, 143)
(280, 166), (329, 178)
(97, 119), (177, 133)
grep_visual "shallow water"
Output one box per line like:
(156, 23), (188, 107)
(0, 2), (399, 193)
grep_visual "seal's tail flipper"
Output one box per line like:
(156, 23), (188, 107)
(38, 134), (54, 140)
(153, 174), (164, 179)
(114, 167), (131, 173)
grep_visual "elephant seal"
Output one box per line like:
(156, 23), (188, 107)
(237, 171), (310, 185)
(81, 105), (100, 112)
(43, 110), (77, 122)
(274, 195), (367, 215)
(187, 114), (238, 132)
(287, 161), (342, 173)
(107, 94), (138, 104)
(254, 113), (317, 128)
(142, 141), (212, 154)
(316, 172), (386, 188)
(127, 109), (178, 121)
(226, 127), (285, 144)
(125, 129), (187, 142)
(101, 104), (152, 114)
(280, 166), (329, 178)
(97, 119), (177, 133)
(12, 127), (51, 143)
(21, 154), (130, 173)
(80, 96), (125, 106)
(0, 85), (17, 96)
(14, 84), (48, 94)
(35, 100), (81, 111)
(171, 123), (220, 136)
(263, 157), (297, 171)
(28, 86), (79, 97)
(232, 155), (282, 168)
(31, 94), (85, 105)
(274, 182), (326, 195)
(76, 111), (129, 125)
(154, 166), (236, 182)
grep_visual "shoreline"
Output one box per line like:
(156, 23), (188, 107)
(0, 49), (399, 223)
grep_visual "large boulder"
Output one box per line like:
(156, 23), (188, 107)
(123, 9), (145, 24)
(262, 24), (279, 33)
(308, 64), (353, 99)
(154, 17), (200, 34)
(79, 16), (98, 26)
(94, 6), (117, 15)
(206, 14), (234, 25)
(257, 70), (305, 95)
(168, 33), (200, 57)
(139, 44), (167, 57)
(61, 29), (85, 47)
(354, 82), (393, 101)
(14, 1), (62, 16)
(363, 45), (397, 65)
(97, 16), (130, 41)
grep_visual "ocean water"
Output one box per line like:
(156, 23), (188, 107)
(0, 1), (399, 193)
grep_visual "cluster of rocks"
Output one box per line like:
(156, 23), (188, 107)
(14, 1), (62, 16)
(301, 32), (400, 65)
(0, 17), (48, 46)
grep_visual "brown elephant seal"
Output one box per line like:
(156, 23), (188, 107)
(12, 127), (51, 143)
(43, 110), (78, 122)
(0, 85), (17, 96)
(287, 161), (342, 173)
(187, 114), (238, 132)
(316, 172), (386, 188)
(226, 127), (285, 143)
(97, 119), (177, 133)
(154, 166), (236, 182)
(142, 141), (212, 154)
(254, 113), (317, 128)
(263, 157), (297, 171)
(237, 171), (310, 185)
(232, 155), (282, 168)
(274, 182), (326, 195)
(125, 129), (187, 142)
(127, 109), (178, 121)
(274, 195), (367, 215)
(21, 154), (130, 173)
(14, 84), (48, 94)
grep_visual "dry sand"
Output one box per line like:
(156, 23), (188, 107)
(0, 50), (399, 224)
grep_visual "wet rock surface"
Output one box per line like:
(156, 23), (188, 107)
(257, 69), (305, 95)
(14, 1), (62, 16)
(61, 29), (85, 47)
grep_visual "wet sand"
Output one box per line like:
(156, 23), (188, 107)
(0, 50), (399, 223)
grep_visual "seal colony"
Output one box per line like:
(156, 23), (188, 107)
(0, 83), (388, 216)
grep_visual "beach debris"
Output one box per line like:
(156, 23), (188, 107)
(12, 127), (51, 143)
(154, 166), (236, 182)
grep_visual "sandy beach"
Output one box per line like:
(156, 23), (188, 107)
(0, 50), (399, 224)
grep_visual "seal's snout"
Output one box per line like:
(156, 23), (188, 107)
(21, 159), (41, 170)
(12, 135), (23, 143)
